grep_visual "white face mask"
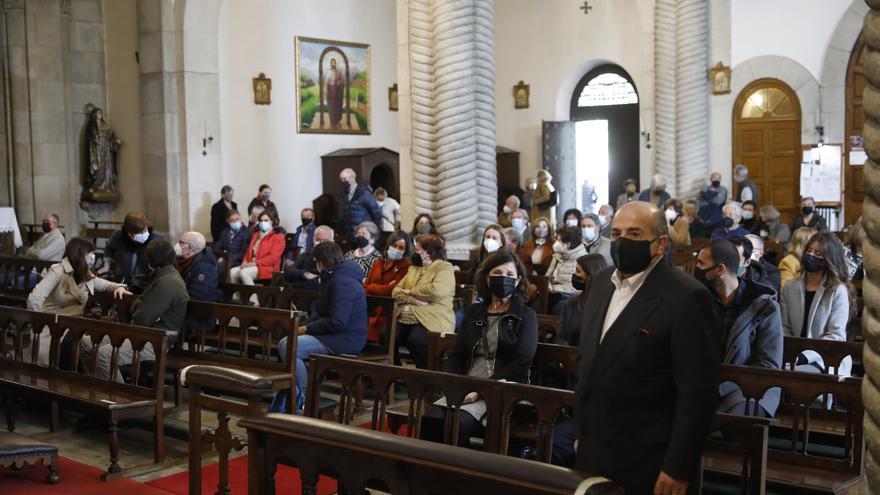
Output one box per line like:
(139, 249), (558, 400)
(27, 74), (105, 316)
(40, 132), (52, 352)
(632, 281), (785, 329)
(741, 210), (754, 220)
(132, 230), (150, 244)
(483, 238), (501, 253)
(566, 218), (579, 227)
(503, 205), (512, 214)
(511, 218), (527, 232)
(259, 220), (272, 233)
(173, 242), (184, 256)
(597, 214), (607, 226)
(552, 240), (565, 253)
(582, 227), (597, 242)
(665, 209), (678, 222)
(86, 253), (96, 268)
(230, 221), (242, 231)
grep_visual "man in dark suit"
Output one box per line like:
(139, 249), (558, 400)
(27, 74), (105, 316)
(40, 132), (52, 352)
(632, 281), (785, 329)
(210, 185), (237, 242)
(574, 201), (721, 495)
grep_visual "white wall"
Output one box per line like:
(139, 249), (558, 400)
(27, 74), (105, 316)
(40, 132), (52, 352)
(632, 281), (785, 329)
(731, 0), (852, 82)
(494, 0), (654, 189)
(218, 0), (398, 232)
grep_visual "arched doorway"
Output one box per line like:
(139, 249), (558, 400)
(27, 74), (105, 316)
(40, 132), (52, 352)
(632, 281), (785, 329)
(569, 65), (640, 213)
(845, 33), (866, 226)
(733, 79), (802, 223)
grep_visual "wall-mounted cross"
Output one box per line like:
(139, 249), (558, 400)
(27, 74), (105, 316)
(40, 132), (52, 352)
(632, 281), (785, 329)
(579, 1), (592, 15)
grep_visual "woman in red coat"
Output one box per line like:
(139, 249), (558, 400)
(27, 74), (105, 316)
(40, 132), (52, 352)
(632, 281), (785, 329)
(363, 231), (412, 343)
(230, 211), (286, 285)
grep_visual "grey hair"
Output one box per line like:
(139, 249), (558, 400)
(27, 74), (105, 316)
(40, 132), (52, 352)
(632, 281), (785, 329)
(734, 164), (749, 178)
(598, 204), (614, 215)
(723, 201), (742, 217)
(650, 174), (666, 189)
(49, 213), (60, 223)
(512, 208), (529, 219)
(220, 185), (233, 194)
(502, 227), (523, 247)
(355, 221), (379, 239)
(582, 213), (600, 225)
(745, 234), (764, 253)
(507, 195), (521, 208)
(180, 231), (206, 252)
(801, 196), (816, 205)
(315, 225), (335, 238)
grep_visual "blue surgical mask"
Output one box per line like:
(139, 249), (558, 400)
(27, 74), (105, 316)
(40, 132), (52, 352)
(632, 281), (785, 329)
(259, 221), (272, 233)
(511, 218), (526, 232)
(132, 231), (150, 244)
(387, 247), (404, 261)
(737, 264), (746, 277)
(230, 221), (242, 231)
(582, 228), (597, 242)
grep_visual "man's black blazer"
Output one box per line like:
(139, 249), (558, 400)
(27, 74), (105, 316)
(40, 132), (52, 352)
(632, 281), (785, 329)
(574, 259), (721, 492)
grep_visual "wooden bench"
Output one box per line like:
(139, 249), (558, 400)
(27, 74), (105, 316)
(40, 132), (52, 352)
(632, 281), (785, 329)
(219, 282), (321, 312)
(85, 221), (120, 254)
(703, 364), (864, 494)
(704, 413), (773, 495)
(241, 412), (621, 495)
(0, 256), (57, 306)
(0, 307), (168, 479)
(782, 336), (863, 376)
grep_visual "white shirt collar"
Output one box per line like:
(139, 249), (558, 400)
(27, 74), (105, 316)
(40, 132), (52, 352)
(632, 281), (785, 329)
(610, 254), (663, 290)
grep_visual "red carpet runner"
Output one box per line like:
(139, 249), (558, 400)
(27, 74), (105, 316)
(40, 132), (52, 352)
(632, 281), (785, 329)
(0, 456), (173, 495)
(146, 455), (337, 495)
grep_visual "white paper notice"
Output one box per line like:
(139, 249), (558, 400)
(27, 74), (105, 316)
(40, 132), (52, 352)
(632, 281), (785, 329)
(800, 145), (842, 203)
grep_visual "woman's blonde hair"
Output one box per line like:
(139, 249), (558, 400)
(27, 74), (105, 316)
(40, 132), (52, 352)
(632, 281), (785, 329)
(787, 227), (818, 259)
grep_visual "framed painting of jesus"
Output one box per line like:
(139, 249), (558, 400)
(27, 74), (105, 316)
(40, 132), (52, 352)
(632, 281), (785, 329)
(295, 36), (371, 135)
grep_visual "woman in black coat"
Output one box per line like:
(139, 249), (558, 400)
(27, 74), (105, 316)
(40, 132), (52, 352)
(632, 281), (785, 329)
(420, 250), (538, 447)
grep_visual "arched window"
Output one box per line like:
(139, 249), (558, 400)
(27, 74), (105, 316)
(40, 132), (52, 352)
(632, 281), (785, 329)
(739, 86), (798, 119)
(567, 65), (640, 213)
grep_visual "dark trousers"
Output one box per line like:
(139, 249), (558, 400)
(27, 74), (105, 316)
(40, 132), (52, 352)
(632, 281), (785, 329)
(551, 418), (577, 467)
(396, 322), (430, 368)
(419, 405), (484, 448)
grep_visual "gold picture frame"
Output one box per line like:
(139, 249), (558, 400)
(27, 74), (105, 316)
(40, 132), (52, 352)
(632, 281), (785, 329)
(513, 80), (530, 109)
(253, 73), (272, 105)
(708, 62), (731, 95)
(295, 36), (371, 135)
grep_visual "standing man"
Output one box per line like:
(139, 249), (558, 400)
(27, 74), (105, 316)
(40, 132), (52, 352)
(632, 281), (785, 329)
(697, 172), (727, 232)
(326, 58), (345, 129)
(25, 213), (65, 261)
(597, 204), (614, 238)
(574, 201), (720, 495)
(733, 164), (759, 203)
(210, 185), (236, 242)
(336, 168), (382, 242)
(638, 174), (672, 208)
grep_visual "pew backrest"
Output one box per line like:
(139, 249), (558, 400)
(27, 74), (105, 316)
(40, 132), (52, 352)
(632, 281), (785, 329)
(782, 336), (862, 376)
(219, 283), (320, 313)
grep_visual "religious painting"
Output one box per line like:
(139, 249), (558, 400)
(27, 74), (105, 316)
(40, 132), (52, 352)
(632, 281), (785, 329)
(513, 80), (530, 109)
(295, 36), (371, 135)
(253, 73), (272, 105)
(709, 62), (731, 95)
(388, 83), (398, 111)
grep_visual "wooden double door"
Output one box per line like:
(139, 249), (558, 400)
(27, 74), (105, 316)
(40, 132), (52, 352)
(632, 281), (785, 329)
(733, 79), (802, 224)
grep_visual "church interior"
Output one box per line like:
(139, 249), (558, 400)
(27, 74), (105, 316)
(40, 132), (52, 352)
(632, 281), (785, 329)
(1, 0), (880, 494)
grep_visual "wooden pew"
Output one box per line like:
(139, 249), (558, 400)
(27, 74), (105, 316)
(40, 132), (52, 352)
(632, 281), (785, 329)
(782, 336), (863, 376)
(0, 256), (57, 306)
(20, 224), (65, 247)
(219, 282), (321, 312)
(704, 413), (772, 495)
(537, 314), (561, 342)
(85, 221), (121, 254)
(0, 307), (167, 479)
(241, 413), (622, 495)
(703, 364), (864, 494)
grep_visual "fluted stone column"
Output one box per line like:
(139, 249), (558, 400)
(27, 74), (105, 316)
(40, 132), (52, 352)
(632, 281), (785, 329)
(404, 0), (496, 253)
(653, 0), (676, 193)
(860, 1), (880, 488)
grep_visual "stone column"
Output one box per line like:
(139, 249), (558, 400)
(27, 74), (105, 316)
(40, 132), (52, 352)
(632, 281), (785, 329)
(859, 1), (880, 487)
(653, 0), (676, 194)
(402, 0), (496, 254)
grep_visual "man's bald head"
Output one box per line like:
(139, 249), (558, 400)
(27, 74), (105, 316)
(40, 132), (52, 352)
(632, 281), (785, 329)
(339, 168), (356, 181)
(180, 231), (206, 252)
(612, 201), (668, 240)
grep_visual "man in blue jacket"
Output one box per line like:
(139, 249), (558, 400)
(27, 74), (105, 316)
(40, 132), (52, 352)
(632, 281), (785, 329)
(336, 168), (382, 241)
(278, 241), (367, 412)
(698, 171), (728, 232)
(174, 231), (218, 302)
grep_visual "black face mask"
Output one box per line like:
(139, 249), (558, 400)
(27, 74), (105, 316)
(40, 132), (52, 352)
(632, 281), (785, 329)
(352, 236), (370, 249)
(410, 253), (423, 267)
(711, 180), (721, 188)
(803, 253), (825, 273)
(41, 222), (52, 233)
(693, 265), (719, 292)
(722, 217), (734, 229)
(342, 181), (352, 193)
(571, 274), (586, 291)
(802, 206), (814, 216)
(301, 218), (313, 226)
(488, 275), (518, 299)
(610, 237), (656, 274)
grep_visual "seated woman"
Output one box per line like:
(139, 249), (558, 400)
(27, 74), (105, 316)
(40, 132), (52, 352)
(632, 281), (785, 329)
(756, 205), (791, 245)
(524, 217), (555, 271)
(27, 238), (131, 364)
(277, 242), (368, 412)
(555, 254), (608, 346)
(682, 201), (705, 240)
(420, 250), (537, 447)
(344, 221), (383, 279)
(466, 224), (507, 285)
(230, 211), (285, 285)
(410, 213), (440, 237)
(392, 234), (455, 368)
(213, 209), (251, 269)
(546, 225), (587, 314)
(364, 231), (413, 345)
(780, 232), (853, 374)
(779, 227), (817, 288)
(662, 198), (690, 246)
(843, 217), (865, 281)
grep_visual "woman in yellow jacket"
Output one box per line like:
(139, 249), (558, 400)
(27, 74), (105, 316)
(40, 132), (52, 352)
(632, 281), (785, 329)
(392, 234), (455, 368)
(779, 226), (818, 288)
(531, 169), (557, 226)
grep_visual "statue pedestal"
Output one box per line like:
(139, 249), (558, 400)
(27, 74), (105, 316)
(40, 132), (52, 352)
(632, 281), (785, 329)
(444, 242), (477, 261)
(82, 190), (119, 203)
